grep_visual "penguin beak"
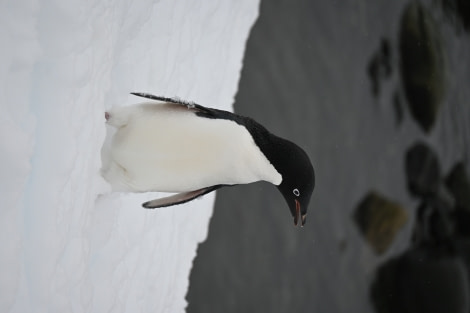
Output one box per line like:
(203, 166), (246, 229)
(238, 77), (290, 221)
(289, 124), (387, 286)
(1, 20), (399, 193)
(293, 199), (307, 227)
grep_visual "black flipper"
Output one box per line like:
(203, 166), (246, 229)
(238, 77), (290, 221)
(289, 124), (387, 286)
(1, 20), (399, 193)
(142, 185), (223, 209)
(131, 92), (262, 123)
(130, 92), (215, 116)
(130, 92), (258, 129)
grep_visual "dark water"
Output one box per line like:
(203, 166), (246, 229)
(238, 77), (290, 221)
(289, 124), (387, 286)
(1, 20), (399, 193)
(188, 0), (470, 312)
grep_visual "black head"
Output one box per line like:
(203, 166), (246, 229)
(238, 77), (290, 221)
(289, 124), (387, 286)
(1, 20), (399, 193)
(201, 111), (316, 227)
(274, 140), (315, 227)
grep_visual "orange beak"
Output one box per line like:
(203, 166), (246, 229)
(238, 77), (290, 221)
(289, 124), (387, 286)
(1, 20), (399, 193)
(294, 199), (301, 226)
(294, 199), (307, 227)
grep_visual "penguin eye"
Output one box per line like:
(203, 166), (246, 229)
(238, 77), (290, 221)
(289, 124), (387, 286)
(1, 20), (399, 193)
(293, 188), (300, 197)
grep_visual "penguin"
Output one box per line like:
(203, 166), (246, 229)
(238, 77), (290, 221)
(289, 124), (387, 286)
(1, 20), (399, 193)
(102, 92), (315, 226)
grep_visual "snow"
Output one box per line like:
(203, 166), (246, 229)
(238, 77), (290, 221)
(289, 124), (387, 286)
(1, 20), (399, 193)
(0, 1), (259, 312)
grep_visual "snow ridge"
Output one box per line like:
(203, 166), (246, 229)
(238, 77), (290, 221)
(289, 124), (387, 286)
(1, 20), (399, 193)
(0, 1), (259, 312)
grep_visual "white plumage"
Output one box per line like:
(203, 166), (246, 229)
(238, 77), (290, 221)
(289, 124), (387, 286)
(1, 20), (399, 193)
(101, 102), (282, 193)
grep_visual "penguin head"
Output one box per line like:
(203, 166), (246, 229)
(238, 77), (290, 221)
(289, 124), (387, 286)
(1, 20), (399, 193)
(227, 114), (315, 227)
(275, 141), (315, 227)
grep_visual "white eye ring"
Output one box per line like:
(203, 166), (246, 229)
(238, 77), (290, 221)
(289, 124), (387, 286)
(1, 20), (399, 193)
(293, 188), (300, 196)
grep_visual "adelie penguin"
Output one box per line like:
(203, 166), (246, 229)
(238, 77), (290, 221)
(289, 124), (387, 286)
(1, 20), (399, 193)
(101, 93), (315, 226)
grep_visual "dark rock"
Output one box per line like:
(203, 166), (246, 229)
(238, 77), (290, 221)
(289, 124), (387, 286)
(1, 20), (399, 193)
(371, 256), (402, 313)
(398, 248), (470, 313)
(380, 39), (392, 77)
(455, 0), (470, 31)
(413, 201), (455, 245)
(439, 0), (470, 33)
(399, 1), (446, 132)
(456, 0), (470, 31)
(393, 90), (404, 126)
(445, 162), (470, 211)
(368, 57), (381, 97)
(405, 141), (441, 198)
(452, 209), (470, 237)
(367, 38), (392, 97)
(455, 239), (470, 278)
(372, 247), (470, 313)
(353, 191), (408, 255)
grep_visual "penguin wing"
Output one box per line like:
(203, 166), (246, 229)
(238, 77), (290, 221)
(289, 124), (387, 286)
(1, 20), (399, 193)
(141, 185), (223, 209)
(130, 92), (240, 121)
(130, 92), (216, 115)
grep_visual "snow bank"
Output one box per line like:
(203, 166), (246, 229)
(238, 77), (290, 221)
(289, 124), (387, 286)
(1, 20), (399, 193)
(0, 1), (259, 312)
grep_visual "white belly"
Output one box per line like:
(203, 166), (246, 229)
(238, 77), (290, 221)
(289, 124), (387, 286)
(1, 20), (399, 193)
(102, 102), (281, 192)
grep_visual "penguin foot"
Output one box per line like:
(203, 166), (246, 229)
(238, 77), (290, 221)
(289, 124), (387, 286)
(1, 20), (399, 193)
(105, 111), (110, 121)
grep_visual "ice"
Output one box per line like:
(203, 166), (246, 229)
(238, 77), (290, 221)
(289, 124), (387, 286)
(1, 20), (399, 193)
(0, 0), (259, 312)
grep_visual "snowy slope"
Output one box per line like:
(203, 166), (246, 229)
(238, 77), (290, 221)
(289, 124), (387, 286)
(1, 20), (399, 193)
(0, 1), (259, 312)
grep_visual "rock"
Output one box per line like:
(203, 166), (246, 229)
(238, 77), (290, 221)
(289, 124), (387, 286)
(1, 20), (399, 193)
(399, 1), (446, 132)
(397, 248), (470, 313)
(455, 0), (470, 31)
(372, 247), (470, 313)
(412, 201), (455, 245)
(393, 90), (404, 126)
(455, 239), (470, 280)
(371, 256), (402, 313)
(405, 141), (441, 198)
(354, 191), (408, 255)
(452, 209), (470, 237)
(445, 162), (470, 211)
(446, 162), (470, 237)
(368, 38), (392, 97)
(439, 0), (470, 33)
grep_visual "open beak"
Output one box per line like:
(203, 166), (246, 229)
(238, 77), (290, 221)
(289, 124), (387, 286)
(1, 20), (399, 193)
(294, 199), (307, 227)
